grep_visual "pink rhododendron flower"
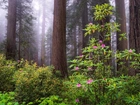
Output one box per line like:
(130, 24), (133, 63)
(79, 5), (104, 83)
(101, 25), (104, 28)
(88, 67), (92, 71)
(129, 49), (133, 53)
(77, 83), (81, 87)
(75, 99), (79, 102)
(101, 44), (105, 48)
(99, 40), (103, 43)
(93, 46), (98, 49)
(89, 22), (93, 25)
(79, 55), (83, 58)
(75, 67), (79, 70)
(87, 79), (93, 84)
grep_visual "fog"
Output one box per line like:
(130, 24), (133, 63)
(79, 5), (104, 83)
(0, 7), (6, 42)
(0, 0), (54, 42)
(0, 0), (129, 64)
(0, 0), (129, 43)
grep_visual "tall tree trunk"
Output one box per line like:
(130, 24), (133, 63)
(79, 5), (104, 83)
(82, 0), (89, 48)
(115, 0), (127, 51)
(78, 23), (83, 55)
(115, 0), (127, 76)
(18, 0), (22, 60)
(73, 27), (77, 57)
(41, 1), (46, 66)
(37, 0), (41, 65)
(6, 0), (17, 60)
(129, 0), (140, 53)
(129, 0), (140, 75)
(51, 0), (68, 77)
(70, 27), (77, 59)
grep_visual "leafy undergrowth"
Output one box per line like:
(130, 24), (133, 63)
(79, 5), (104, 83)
(0, 53), (140, 105)
(0, 92), (19, 105)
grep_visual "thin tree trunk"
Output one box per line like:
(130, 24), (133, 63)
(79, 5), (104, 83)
(18, 1), (22, 60)
(41, 1), (46, 66)
(115, 0), (127, 51)
(78, 23), (83, 55)
(73, 27), (77, 57)
(82, 0), (89, 48)
(71, 27), (77, 59)
(115, 0), (128, 76)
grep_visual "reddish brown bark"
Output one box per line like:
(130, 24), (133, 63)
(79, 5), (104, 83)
(51, 0), (68, 77)
(115, 0), (128, 76)
(129, 0), (140, 53)
(115, 0), (128, 51)
(129, 0), (140, 75)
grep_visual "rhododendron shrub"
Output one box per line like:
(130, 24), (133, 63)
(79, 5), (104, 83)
(63, 75), (140, 105)
(69, 4), (140, 78)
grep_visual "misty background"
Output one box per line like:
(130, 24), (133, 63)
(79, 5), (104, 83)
(0, 0), (129, 65)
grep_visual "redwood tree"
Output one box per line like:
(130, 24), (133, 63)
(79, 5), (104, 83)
(6, 0), (17, 60)
(129, 0), (140, 53)
(82, 0), (89, 48)
(115, 0), (127, 51)
(129, 0), (140, 75)
(115, 0), (128, 76)
(51, 0), (68, 77)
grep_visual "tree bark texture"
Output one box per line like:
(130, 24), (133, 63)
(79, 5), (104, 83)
(82, 0), (89, 48)
(129, 0), (140, 53)
(51, 0), (68, 77)
(129, 0), (140, 75)
(6, 0), (17, 60)
(115, 0), (128, 76)
(115, 0), (128, 51)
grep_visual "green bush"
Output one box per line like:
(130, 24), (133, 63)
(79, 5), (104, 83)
(62, 73), (88, 105)
(36, 95), (67, 105)
(13, 61), (63, 103)
(0, 54), (16, 91)
(0, 92), (19, 105)
(67, 4), (140, 104)
(70, 3), (140, 79)
(63, 75), (140, 105)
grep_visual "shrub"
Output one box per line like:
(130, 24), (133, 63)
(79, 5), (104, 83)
(63, 75), (140, 105)
(0, 54), (16, 91)
(13, 61), (63, 103)
(69, 3), (140, 79)
(36, 95), (67, 105)
(67, 4), (140, 104)
(62, 73), (88, 105)
(0, 92), (19, 105)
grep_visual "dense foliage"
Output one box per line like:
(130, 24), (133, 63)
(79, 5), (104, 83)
(13, 61), (62, 103)
(0, 55), (16, 92)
